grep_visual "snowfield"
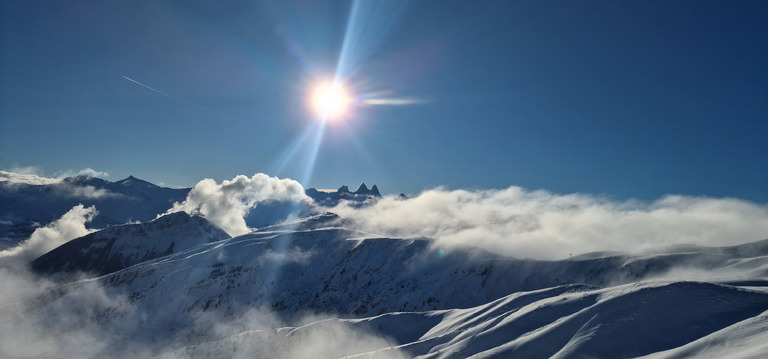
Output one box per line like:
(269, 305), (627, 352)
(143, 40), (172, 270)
(1, 175), (767, 358)
(1, 212), (765, 358)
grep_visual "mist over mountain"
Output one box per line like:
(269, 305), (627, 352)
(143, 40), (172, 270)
(1, 171), (767, 358)
(0, 174), (190, 249)
(0, 173), (383, 249)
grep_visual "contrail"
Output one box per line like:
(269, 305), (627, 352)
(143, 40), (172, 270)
(122, 75), (188, 102)
(121, 75), (244, 123)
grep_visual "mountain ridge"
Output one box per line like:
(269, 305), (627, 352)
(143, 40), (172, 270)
(305, 183), (383, 207)
(31, 211), (230, 279)
(0, 175), (191, 246)
(15, 206), (768, 358)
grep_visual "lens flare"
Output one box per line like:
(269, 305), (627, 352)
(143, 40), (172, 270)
(310, 82), (352, 120)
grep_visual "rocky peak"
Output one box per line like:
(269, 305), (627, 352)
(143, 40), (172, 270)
(114, 175), (157, 188)
(354, 183), (370, 194)
(353, 183), (382, 197)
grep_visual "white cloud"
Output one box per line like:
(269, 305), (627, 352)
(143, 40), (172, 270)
(324, 187), (768, 259)
(0, 268), (407, 359)
(0, 204), (98, 267)
(54, 168), (110, 179)
(165, 173), (308, 236)
(0, 169), (60, 185)
(0, 168), (121, 199)
(0, 267), (144, 359)
(0, 167), (109, 186)
(62, 185), (122, 199)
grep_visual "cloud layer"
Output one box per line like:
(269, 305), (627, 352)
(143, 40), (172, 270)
(165, 173), (307, 236)
(0, 167), (109, 185)
(0, 267), (406, 359)
(0, 168), (119, 199)
(0, 169), (61, 186)
(325, 186), (768, 259)
(0, 204), (98, 267)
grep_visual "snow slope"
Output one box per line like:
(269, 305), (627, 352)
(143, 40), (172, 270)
(16, 215), (767, 358)
(100, 226), (767, 317)
(7, 175), (766, 357)
(31, 212), (230, 278)
(159, 282), (768, 359)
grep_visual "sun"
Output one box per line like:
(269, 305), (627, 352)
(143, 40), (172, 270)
(310, 81), (352, 120)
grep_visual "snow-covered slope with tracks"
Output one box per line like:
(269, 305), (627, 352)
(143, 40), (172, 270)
(17, 215), (767, 358)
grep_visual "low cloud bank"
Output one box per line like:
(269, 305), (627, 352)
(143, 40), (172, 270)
(325, 186), (768, 259)
(0, 167), (109, 185)
(0, 169), (60, 186)
(0, 204), (98, 267)
(56, 168), (110, 179)
(0, 267), (135, 359)
(0, 168), (119, 199)
(165, 173), (307, 236)
(0, 266), (407, 359)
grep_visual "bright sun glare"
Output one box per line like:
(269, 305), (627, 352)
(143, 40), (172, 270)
(310, 81), (352, 120)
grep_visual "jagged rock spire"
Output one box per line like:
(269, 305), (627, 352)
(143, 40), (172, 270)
(355, 183), (370, 194)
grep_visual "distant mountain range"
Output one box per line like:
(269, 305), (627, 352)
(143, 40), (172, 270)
(305, 183), (382, 207)
(0, 175), (189, 248)
(0, 174), (385, 249)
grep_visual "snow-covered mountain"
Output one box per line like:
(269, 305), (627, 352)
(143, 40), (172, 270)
(159, 281), (768, 359)
(0, 175), (190, 248)
(95, 225), (768, 318)
(3, 175), (767, 358)
(31, 212), (230, 279)
(0, 176), (383, 249)
(14, 213), (768, 358)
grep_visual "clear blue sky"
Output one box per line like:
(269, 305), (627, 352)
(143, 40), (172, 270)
(1, 0), (766, 201)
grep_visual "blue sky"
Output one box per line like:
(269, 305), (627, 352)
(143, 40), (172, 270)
(1, 0), (766, 201)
